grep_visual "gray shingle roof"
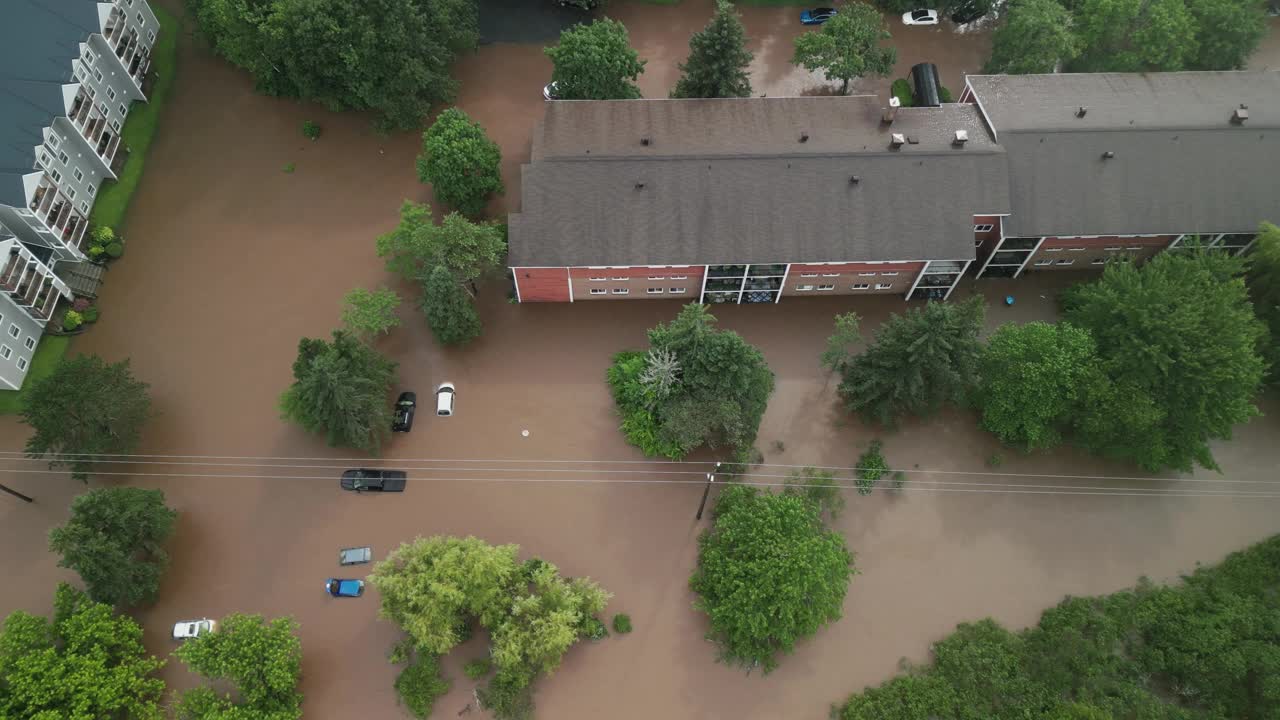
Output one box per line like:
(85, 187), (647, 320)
(509, 97), (1011, 267)
(966, 72), (1280, 237)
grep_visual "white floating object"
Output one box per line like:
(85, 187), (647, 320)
(521, 430), (530, 437)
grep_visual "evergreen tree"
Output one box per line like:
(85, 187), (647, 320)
(671, 1), (753, 99)
(279, 330), (397, 452)
(423, 265), (482, 346)
(417, 108), (504, 217)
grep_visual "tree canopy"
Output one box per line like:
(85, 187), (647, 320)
(1070, 0), (1197, 71)
(671, 1), (754, 99)
(834, 297), (985, 427)
(48, 487), (177, 609)
(691, 485), (855, 673)
(423, 265), (483, 346)
(341, 286), (402, 340)
(175, 614), (302, 720)
(984, 0), (1081, 73)
(792, 3), (896, 95)
(1247, 222), (1280, 385)
(417, 108), (504, 217)
(189, 0), (478, 129)
(1063, 248), (1265, 471)
(279, 330), (398, 453)
(0, 584), (166, 719)
(375, 201), (507, 285)
(545, 19), (646, 100)
(21, 354), (151, 481)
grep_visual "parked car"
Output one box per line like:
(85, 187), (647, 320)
(949, 0), (988, 23)
(543, 81), (560, 101)
(436, 382), (456, 417)
(902, 8), (940, 24)
(392, 391), (416, 432)
(800, 7), (837, 24)
(325, 578), (365, 598)
(340, 469), (407, 492)
(172, 618), (216, 640)
(339, 546), (373, 565)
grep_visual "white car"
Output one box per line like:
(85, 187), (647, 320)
(436, 382), (455, 417)
(902, 8), (940, 24)
(173, 618), (216, 640)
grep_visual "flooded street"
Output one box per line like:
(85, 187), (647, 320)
(2, 3), (1278, 719)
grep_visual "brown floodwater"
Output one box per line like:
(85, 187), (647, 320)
(2, 4), (1278, 720)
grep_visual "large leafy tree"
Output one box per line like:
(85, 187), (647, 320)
(671, 0), (753, 99)
(1185, 0), (1267, 69)
(489, 560), (610, 678)
(190, 0), (477, 129)
(978, 322), (1103, 452)
(423, 265), (483, 346)
(792, 3), (896, 95)
(375, 201), (507, 285)
(417, 108), (504, 217)
(0, 584), (166, 719)
(835, 297), (984, 427)
(1069, 0), (1197, 71)
(341, 286), (402, 340)
(21, 354), (151, 480)
(1064, 248), (1265, 471)
(175, 614), (303, 720)
(984, 0), (1081, 73)
(545, 19), (646, 100)
(691, 485), (854, 673)
(48, 487), (177, 608)
(1247, 222), (1280, 385)
(279, 330), (397, 453)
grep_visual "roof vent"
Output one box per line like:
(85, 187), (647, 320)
(849, 175), (861, 185)
(1232, 105), (1249, 125)
(883, 96), (901, 124)
(890, 133), (905, 149)
(799, 132), (810, 143)
(1076, 106), (1087, 118)
(640, 137), (651, 146)
(1102, 151), (1115, 159)
(634, 182), (646, 190)
(953, 130), (969, 146)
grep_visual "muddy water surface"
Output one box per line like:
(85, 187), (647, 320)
(1, 5), (1278, 720)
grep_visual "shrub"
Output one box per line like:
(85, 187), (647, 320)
(612, 613), (632, 634)
(855, 440), (889, 495)
(88, 245), (105, 258)
(106, 242), (124, 258)
(785, 466), (845, 517)
(394, 651), (451, 719)
(72, 297), (91, 312)
(464, 657), (493, 680)
(302, 120), (321, 140)
(62, 310), (84, 331)
(987, 452), (1004, 468)
(891, 78), (914, 107)
(582, 617), (609, 640)
(282, 162), (295, 174)
(939, 85), (953, 103)
(82, 307), (99, 323)
(477, 669), (536, 720)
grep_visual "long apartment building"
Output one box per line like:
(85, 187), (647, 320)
(0, 0), (159, 389)
(508, 71), (1279, 303)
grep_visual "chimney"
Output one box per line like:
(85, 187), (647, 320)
(952, 130), (969, 147)
(634, 182), (646, 190)
(1232, 104), (1249, 125)
(883, 96), (901, 124)
(1075, 106), (1087, 118)
(799, 132), (810, 143)
(849, 175), (861, 185)
(890, 133), (905, 149)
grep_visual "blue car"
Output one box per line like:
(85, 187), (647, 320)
(325, 578), (365, 598)
(801, 7), (837, 24)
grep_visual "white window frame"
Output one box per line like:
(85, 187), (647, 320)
(73, 168), (84, 182)
(118, 103), (127, 117)
(646, 288), (664, 294)
(47, 134), (60, 150)
(588, 276), (606, 281)
(39, 152), (51, 167)
(851, 283), (870, 290)
(147, 29), (156, 43)
(1056, 259), (1076, 266)
(669, 275), (688, 280)
(610, 276), (627, 281)
(49, 168), (62, 183)
(857, 272), (876, 277)
(1125, 246), (1142, 251)
(93, 68), (103, 82)
(611, 288), (629, 295)
(974, 223), (994, 233)
(1092, 258), (1106, 265)
(795, 284), (815, 292)
(669, 287), (686, 293)
(589, 288), (606, 295)
(23, 337), (35, 351)
(799, 273), (818, 278)
(1104, 246), (1121, 251)
(817, 284), (836, 291)
(136, 12), (145, 24)
(1045, 247), (1062, 253)
(75, 65), (86, 82)
(87, 184), (97, 197)
(106, 87), (117, 101)
(821, 273), (840, 277)
(98, 101), (109, 115)
(647, 276), (664, 281)
(82, 48), (95, 65)
(881, 272), (899, 277)
(79, 201), (90, 214)
(875, 283), (894, 290)
(1034, 259), (1053, 266)
(1, 346), (12, 360)
(8, 324), (20, 339)
(66, 188), (77, 200)
(1070, 247), (1086, 252)
(58, 150), (69, 165)
(110, 119), (121, 132)
(16, 357), (27, 372)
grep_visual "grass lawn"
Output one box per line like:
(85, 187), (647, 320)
(88, 4), (180, 231)
(0, 336), (72, 415)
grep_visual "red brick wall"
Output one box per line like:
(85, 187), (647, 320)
(1038, 235), (1173, 249)
(513, 267), (570, 302)
(568, 266), (705, 300)
(787, 261), (926, 275)
(1025, 236), (1176, 271)
(784, 261), (926, 296)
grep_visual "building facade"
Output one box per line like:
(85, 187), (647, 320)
(509, 72), (1278, 303)
(0, 0), (159, 388)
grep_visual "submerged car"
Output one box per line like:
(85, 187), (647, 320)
(902, 8), (940, 24)
(339, 546), (373, 565)
(543, 81), (560, 101)
(340, 469), (407, 492)
(800, 7), (837, 24)
(392, 391), (416, 432)
(436, 382), (456, 417)
(172, 618), (216, 640)
(325, 578), (365, 598)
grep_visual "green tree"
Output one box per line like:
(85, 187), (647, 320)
(0, 583), (165, 720)
(1069, 0), (1197, 71)
(490, 560), (611, 677)
(792, 3), (896, 95)
(189, 0), (478, 129)
(375, 201), (507, 284)
(21, 354), (151, 481)
(393, 650), (450, 719)
(820, 312), (862, 374)
(691, 485), (854, 672)
(48, 488), (177, 608)
(417, 108), (504, 217)
(423, 265), (483, 345)
(545, 19), (646, 100)
(1247, 222), (1280, 385)
(341, 286), (402, 339)
(978, 322), (1103, 452)
(175, 614), (302, 720)
(1064, 248), (1265, 471)
(1185, 0), (1267, 69)
(983, 0), (1081, 74)
(279, 330), (397, 453)
(837, 297), (984, 427)
(784, 467), (845, 518)
(671, 1), (753, 99)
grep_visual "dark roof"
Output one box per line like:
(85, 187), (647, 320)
(0, 0), (100, 205)
(967, 72), (1280, 237)
(509, 97), (1011, 267)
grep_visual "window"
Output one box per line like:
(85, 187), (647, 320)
(647, 276), (664, 281)
(73, 168), (83, 182)
(93, 68), (103, 82)
(9, 324), (20, 339)
(1034, 259), (1053, 266)
(66, 188), (76, 200)
(817, 284), (836, 291)
(98, 101), (108, 115)
(47, 134), (60, 150)
(136, 12), (145, 24)
(49, 168), (62, 183)
(1070, 247), (1086, 252)
(588, 276), (606, 281)
(610, 276), (627, 281)
(857, 272), (876, 277)
(24, 337), (35, 351)
(110, 120), (121, 132)
(670, 275), (687, 280)
(75, 65), (86, 81)
(82, 48), (95, 65)
(611, 288), (629, 295)
(589, 288), (606, 295)
(1, 346), (11, 360)
(79, 201), (90, 214)
(974, 238), (984, 247)
(799, 273), (818, 278)
(881, 272), (899, 277)
(58, 151), (69, 165)
(646, 288), (664, 294)
(669, 288), (686, 293)
(1091, 258), (1106, 265)
(106, 87), (116, 101)
(1104, 246), (1121, 251)
(821, 273), (840, 277)
(147, 30), (156, 43)
(1045, 247), (1062, 253)
(974, 223), (994, 233)
(87, 184), (96, 197)
(796, 284), (815, 291)
(1126, 246), (1142, 251)
(851, 283), (870, 290)
(16, 357), (27, 372)
(875, 283), (894, 290)
(39, 152), (50, 167)
(1056, 259), (1075, 266)
(118, 103), (127, 117)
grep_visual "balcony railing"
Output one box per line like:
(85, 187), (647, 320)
(0, 248), (69, 325)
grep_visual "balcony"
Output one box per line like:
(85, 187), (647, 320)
(0, 245), (69, 325)
(96, 130), (122, 165)
(130, 46), (151, 82)
(27, 177), (89, 254)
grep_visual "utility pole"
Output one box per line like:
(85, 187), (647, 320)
(0, 483), (33, 503)
(695, 462), (722, 520)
